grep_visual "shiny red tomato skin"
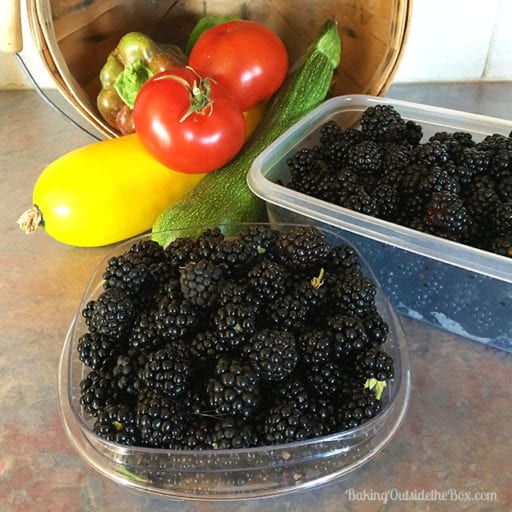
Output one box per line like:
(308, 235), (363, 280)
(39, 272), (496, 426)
(133, 67), (246, 174)
(188, 20), (288, 112)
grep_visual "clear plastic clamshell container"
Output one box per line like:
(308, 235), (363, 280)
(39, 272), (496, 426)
(58, 224), (411, 500)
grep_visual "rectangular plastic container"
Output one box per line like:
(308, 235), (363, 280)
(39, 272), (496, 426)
(248, 95), (512, 353)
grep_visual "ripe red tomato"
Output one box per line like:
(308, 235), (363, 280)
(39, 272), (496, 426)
(188, 20), (288, 112)
(133, 67), (246, 174)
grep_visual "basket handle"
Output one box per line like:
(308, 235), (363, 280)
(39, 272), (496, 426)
(0, 0), (23, 53)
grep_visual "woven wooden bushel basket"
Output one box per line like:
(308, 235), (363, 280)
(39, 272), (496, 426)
(26, 0), (411, 138)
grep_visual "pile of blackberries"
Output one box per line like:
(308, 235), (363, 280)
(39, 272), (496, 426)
(77, 224), (396, 450)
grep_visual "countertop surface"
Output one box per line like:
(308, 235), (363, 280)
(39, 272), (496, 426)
(1, 83), (512, 512)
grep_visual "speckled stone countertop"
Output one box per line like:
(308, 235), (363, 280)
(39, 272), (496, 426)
(1, 83), (512, 512)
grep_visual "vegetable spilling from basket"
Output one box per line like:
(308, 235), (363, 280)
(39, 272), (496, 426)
(97, 31), (186, 135)
(18, 18), (342, 247)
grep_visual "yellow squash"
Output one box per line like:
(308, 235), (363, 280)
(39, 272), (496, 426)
(18, 134), (205, 247)
(17, 103), (265, 247)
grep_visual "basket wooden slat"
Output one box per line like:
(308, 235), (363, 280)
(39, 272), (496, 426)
(28, 0), (411, 139)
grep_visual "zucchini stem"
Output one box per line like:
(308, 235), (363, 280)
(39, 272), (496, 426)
(17, 206), (42, 235)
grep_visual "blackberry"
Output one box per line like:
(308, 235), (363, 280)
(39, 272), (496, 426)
(319, 119), (343, 146)
(347, 140), (382, 174)
(112, 350), (142, 399)
(127, 239), (171, 284)
(183, 418), (214, 450)
(126, 239), (166, 264)
(275, 226), (330, 272)
(405, 119), (423, 146)
(396, 162), (425, 200)
(371, 183), (400, 221)
(445, 161), (477, 189)
(271, 377), (310, 412)
(457, 147), (491, 177)
(83, 287), (135, 341)
(102, 255), (153, 299)
(183, 380), (212, 416)
(341, 184), (379, 217)
(327, 314), (370, 361)
(154, 296), (200, 342)
(328, 270), (377, 317)
(265, 291), (309, 332)
(477, 133), (512, 152)
(242, 328), (298, 382)
(425, 192), (471, 240)
(322, 128), (363, 168)
(139, 343), (191, 398)
(290, 164), (349, 204)
(79, 369), (119, 416)
(286, 147), (323, 182)
(498, 174), (512, 202)
(239, 224), (279, 258)
(413, 140), (450, 168)
(324, 244), (360, 273)
(93, 403), (138, 445)
(209, 238), (255, 276)
(495, 202), (512, 235)
(338, 387), (382, 430)
(297, 329), (332, 365)
(155, 277), (184, 303)
(262, 401), (322, 445)
(490, 148), (512, 180)
(164, 236), (197, 272)
(430, 131), (474, 160)
(77, 331), (119, 371)
(416, 165), (460, 199)
(217, 280), (261, 310)
(136, 389), (189, 448)
(289, 271), (329, 315)
(211, 417), (259, 449)
(465, 181), (500, 229)
(360, 104), (406, 143)
(190, 227), (225, 261)
(381, 162), (411, 193)
(381, 143), (413, 172)
(360, 309), (390, 345)
(247, 258), (288, 301)
(354, 347), (394, 399)
(207, 358), (261, 419)
(128, 309), (163, 351)
(179, 259), (223, 309)
(213, 302), (257, 350)
(264, 269), (328, 332)
(354, 347), (394, 380)
(189, 329), (226, 365)
(395, 190), (426, 228)
(307, 395), (339, 434)
(306, 361), (344, 397)
(103, 239), (168, 300)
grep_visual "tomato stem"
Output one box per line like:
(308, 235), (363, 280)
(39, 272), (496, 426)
(182, 77), (214, 122)
(153, 68), (215, 122)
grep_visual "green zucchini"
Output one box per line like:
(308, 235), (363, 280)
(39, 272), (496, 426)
(152, 19), (341, 246)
